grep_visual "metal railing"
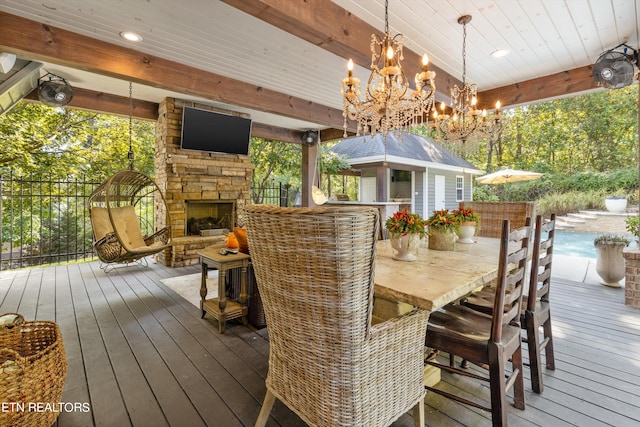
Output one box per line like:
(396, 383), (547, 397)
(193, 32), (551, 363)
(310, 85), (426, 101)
(252, 182), (295, 207)
(0, 172), (295, 270)
(0, 171), (102, 270)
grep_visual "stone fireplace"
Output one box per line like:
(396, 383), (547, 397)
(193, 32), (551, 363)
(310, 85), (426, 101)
(154, 98), (253, 267)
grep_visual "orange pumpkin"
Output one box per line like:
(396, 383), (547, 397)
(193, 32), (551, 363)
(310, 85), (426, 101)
(225, 232), (239, 249)
(234, 227), (249, 254)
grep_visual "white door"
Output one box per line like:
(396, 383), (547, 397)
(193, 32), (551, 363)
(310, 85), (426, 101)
(434, 175), (445, 210)
(361, 177), (377, 202)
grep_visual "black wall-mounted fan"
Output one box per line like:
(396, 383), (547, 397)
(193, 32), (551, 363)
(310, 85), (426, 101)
(37, 73), (74, 107)
(301, 130), (319, 146)
(592, 44), (638, 89)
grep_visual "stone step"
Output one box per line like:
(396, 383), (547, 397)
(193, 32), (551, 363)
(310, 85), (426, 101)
(557, 215), (585, 224)
(567, 212), (597, 220)
(555, 219), (576, 229)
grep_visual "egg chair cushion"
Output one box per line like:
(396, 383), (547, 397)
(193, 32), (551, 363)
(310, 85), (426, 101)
(110, 206), (148, 251)
(91, 207), (114, 240)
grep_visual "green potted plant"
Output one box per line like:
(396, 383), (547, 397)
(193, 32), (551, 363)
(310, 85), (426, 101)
(452, 207), (481, 244)
(593, 234), (630, 287)
(385, 209), (427, 261)
(425, 209), (461, 251)
(625, 215), (639, 243)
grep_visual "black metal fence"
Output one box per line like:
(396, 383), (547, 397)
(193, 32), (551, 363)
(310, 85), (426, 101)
(253, 182), (296, 207)
(0, 171), (102, 270)
(0, 172), (294, 270)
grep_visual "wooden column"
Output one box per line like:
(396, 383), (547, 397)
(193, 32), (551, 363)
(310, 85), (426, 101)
(376, 166), (388, 203)
(302, 144), (318, 207)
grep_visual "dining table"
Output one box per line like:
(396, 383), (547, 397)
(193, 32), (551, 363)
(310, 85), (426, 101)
(374, 236), (503, 312)
(373, 236), (505, 386)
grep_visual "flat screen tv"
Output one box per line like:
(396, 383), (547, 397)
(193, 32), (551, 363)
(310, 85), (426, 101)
(180, 107), (252, 155)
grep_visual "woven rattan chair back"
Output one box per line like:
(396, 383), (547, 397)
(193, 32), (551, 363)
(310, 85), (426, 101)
(460, 201), (535, 238)
(246, 205), (429, 427)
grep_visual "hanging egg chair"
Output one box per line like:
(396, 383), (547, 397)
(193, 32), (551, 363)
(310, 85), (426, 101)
(88, 83), (171, 267)
(88, 169), (171, 265)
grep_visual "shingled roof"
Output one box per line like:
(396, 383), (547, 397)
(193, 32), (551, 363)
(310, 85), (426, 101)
(330, 131), (482, 172)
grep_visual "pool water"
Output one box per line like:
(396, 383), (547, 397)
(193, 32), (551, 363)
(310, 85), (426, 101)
(554, 230), (635, 258)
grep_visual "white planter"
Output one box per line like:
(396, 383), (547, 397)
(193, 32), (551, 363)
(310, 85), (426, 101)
(390, 233), (422, 261)
(456, 222), (476, 244)
(595, 242), (626, 287)
(605, 197), (627, 213)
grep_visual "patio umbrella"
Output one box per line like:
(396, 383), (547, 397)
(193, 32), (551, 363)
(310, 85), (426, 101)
(475, 168), (543, 185)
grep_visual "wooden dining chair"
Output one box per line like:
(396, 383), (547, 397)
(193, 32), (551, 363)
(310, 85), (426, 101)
(245, 205), (430, 427)
(523, 214), (556, 393)
(462, 214), (556, 393)
(425, 219), (531, 427)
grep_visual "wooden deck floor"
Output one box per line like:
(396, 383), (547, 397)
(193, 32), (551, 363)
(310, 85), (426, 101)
(0, 259), (639, 426)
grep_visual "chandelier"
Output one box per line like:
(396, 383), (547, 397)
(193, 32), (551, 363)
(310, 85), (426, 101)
(430, 15), (503, 151)
(341, 0), (436, 137)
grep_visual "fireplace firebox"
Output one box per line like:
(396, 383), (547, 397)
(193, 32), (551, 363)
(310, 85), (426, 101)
(186, 200), (235, 236)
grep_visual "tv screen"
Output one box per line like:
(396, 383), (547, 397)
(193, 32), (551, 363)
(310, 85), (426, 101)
(180, 107), (252, 155)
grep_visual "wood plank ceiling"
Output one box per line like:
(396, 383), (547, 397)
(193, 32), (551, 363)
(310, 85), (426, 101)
(0, 0), (638, 143)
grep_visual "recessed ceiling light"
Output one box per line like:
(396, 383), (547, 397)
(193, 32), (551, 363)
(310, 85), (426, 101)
(490, 49), (510, 58)
(119, 31), (143, 42)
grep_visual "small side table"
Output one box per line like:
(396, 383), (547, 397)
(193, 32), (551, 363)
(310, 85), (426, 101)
(198, 245), (250, 333)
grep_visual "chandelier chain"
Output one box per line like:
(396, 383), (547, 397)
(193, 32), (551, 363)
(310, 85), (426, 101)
(461, 18), (467, 85)
(384, 0), (389, 34)
(128, 82), (134, 169)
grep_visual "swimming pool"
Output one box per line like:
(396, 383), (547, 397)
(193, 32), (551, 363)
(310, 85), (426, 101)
(554, 230), (635, 258)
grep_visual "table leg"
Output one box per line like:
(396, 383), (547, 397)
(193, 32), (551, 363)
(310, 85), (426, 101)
(200, 261), (208, 318)
(240, 263), (248, 326)
(218, 268), (227, 333)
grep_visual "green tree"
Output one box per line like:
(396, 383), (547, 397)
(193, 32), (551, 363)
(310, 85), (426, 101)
(249, 138), (353, 204)
(0, 101), (155, 179)
(0, 101), (156, 259)
(249, 138), (301, 204)
(474, 85), (638, 174)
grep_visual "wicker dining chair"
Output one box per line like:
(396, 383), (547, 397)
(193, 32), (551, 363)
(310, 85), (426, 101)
(245, 205), (429, 427)
(425, 219), (531, 427)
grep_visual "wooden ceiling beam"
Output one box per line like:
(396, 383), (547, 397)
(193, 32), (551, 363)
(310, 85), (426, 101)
(221, 0), (461, 99)
(0, 11), (348, 131)
(24, 86), (310, 144)
(24, 87), (159, 120)
(478, 65), (598, 109)
(251, 122), (304, 143)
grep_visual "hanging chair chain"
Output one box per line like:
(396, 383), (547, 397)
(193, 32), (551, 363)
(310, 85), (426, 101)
(128, 82), (135, 170)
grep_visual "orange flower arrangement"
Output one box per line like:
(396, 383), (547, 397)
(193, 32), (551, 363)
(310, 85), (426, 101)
(385, 209), (427, 237)
(452, 207), (481, 224)
(425, 209), (461, 232)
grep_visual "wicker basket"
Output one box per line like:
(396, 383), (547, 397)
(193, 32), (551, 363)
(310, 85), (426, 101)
(226, 265), (266, 328)
(0, 313), (68, 427)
